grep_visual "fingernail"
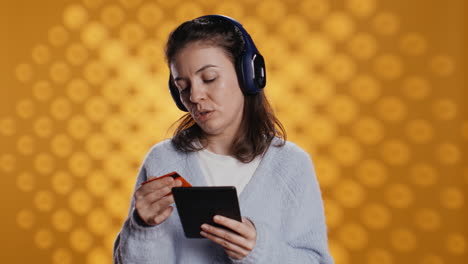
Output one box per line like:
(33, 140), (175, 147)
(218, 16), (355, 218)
(201, 224), (208, 230)
(214, 215), (221, 221)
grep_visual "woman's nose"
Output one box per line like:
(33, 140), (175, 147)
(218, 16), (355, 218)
(189, 82), (207, 103)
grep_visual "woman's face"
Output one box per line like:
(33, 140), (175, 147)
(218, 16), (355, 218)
(170, 41), (245, 139)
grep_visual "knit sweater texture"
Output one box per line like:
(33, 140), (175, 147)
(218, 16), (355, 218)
(114, 138), (334, 264)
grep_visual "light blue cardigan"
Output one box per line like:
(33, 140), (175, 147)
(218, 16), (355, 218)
(114, 138), (334, 264)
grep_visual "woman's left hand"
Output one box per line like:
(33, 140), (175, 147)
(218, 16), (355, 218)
(200, 216), (256, 260)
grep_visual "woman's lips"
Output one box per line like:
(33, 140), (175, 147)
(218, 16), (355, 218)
(195, 110), (213, 122)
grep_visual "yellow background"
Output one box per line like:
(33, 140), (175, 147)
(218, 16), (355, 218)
(0, 0), (466, 263)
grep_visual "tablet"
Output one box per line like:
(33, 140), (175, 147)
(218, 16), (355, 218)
(172, 187), (242, 238)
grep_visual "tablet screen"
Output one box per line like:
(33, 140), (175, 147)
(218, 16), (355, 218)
(172, 186), (242, 238)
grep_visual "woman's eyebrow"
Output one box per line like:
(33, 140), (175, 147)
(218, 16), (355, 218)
(195, 64), (218, 74)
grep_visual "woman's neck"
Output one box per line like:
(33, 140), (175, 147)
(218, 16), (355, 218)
(201, 134), (235, 156)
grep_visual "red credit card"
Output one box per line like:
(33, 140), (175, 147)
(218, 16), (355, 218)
(142, 172), (192, 187)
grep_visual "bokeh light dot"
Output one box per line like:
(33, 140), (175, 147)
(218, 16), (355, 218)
(119, 22), (146, 48)
(325, 54), (356, 83)
(373, 54), (403, 80)
(277, 15), (308, 45)
(435, 142), (461, 165)
(400, 32), (427, 56)
(360, 203), (391, 229)
(349, 74), (381, 103)
(326, 94), (358, 124)
(51, 134), (73, 158)
(119, 0), (143, 8)
(84, 96), (111, 122)
(16, 98), (36, 119)
(405, 119), (433, 144)
(390, 228), (417, 252)
(34, 229), (54, 249)
(137, 3), (163, 27)
(99, 40), (128, 66)
(87, 208), (112, 236)
(338, 223), (368, 250)
(328, 240), (350, 264)
(69, 152), (93, 178)
(16, 209), (35, 229)
(304, 74), (334, 103)
(414, 208), (441, 231)
(409, 163), (438, 187)
(174, 2), (204, 22)
(352, 116), (384, 145)
(15, 63), (34, 83)
(381, 139), (411, 166)
(373, 12), (400, 36)
(300, 0), (330, 21)
(347, 32), (378, 60)
(16, 171), (36, 192)
(83, 0), (104, 9)
(256, 0), (286, 25)
(324, 199), (343, 228)
(214, 2), (245, 22)
(33, 116), (54, 138)
(31, 44), (51, 65)
(52, 208), (74, 232)
(66, 43), (89, 66)
(322, 11), (355, 42)
(301, 33), (333, 65)
(50, 61), (71, 84)
(105, 190), (129, 217)
(346, 0), (377, 18)
(67, 115), (92, 139)
(86, 170), (113, 197)
(33, 80), (54, 101)
(52, 248), (73, 264)
(48, 25), (69, 47)
(366, 248), (393, 264)
(63, 4), (89, 30)
(330, 136), (362, 166)
(87, 247), (111, 264)
(50, 97), (73, 121)
(305, 116), (338, 145)
(385, 183), (413, 208)
(67, 78), (90, 103)
(356, 159), (388, 187)
(440, 186), (464, 209)
(432, 98), (458, 121)
(69, 189), (93, 215)
(430, 55), (455, 77)
(402, 76), (431, 100)
(0, 117), (16, 136)
(34, 152), (55, 175)
(420, 254), (444, 264)
(83, 60), (110, 85)
(34, 190), (56, 212)
(377, 96), (407, 122)
(51, 171), (74, 195)
(70, 228), (94, 253)
(0, 153), (16, 172)
(446, 233), (466, 255)
(314, 156), (340, 187)
(81, 22), (109, 49)
(333, 179), (365, 208)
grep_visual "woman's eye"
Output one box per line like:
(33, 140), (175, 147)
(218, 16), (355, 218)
(204, 78), (216, 83)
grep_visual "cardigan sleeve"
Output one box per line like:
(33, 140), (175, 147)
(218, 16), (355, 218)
(113, 160), (176, 263)
(230, 151), (334, 264)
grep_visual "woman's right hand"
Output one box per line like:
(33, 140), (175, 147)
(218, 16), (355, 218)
(134, 176), (182, 226)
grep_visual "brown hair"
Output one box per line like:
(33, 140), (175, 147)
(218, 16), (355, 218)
(165, 16), (286, 163)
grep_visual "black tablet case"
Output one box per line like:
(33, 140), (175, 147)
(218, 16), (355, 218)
(172, 187), (242, 238)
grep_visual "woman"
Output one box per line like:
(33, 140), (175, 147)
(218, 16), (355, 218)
(114, 15), (334, 264)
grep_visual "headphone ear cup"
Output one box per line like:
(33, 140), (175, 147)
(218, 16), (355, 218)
(168, 75), (188, 112)
(238, 52), (266, 95)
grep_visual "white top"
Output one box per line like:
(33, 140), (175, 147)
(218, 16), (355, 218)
(196, 148), (261, 195)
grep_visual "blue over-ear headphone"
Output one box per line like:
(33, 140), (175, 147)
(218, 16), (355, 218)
(168, 15), (266, 112)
